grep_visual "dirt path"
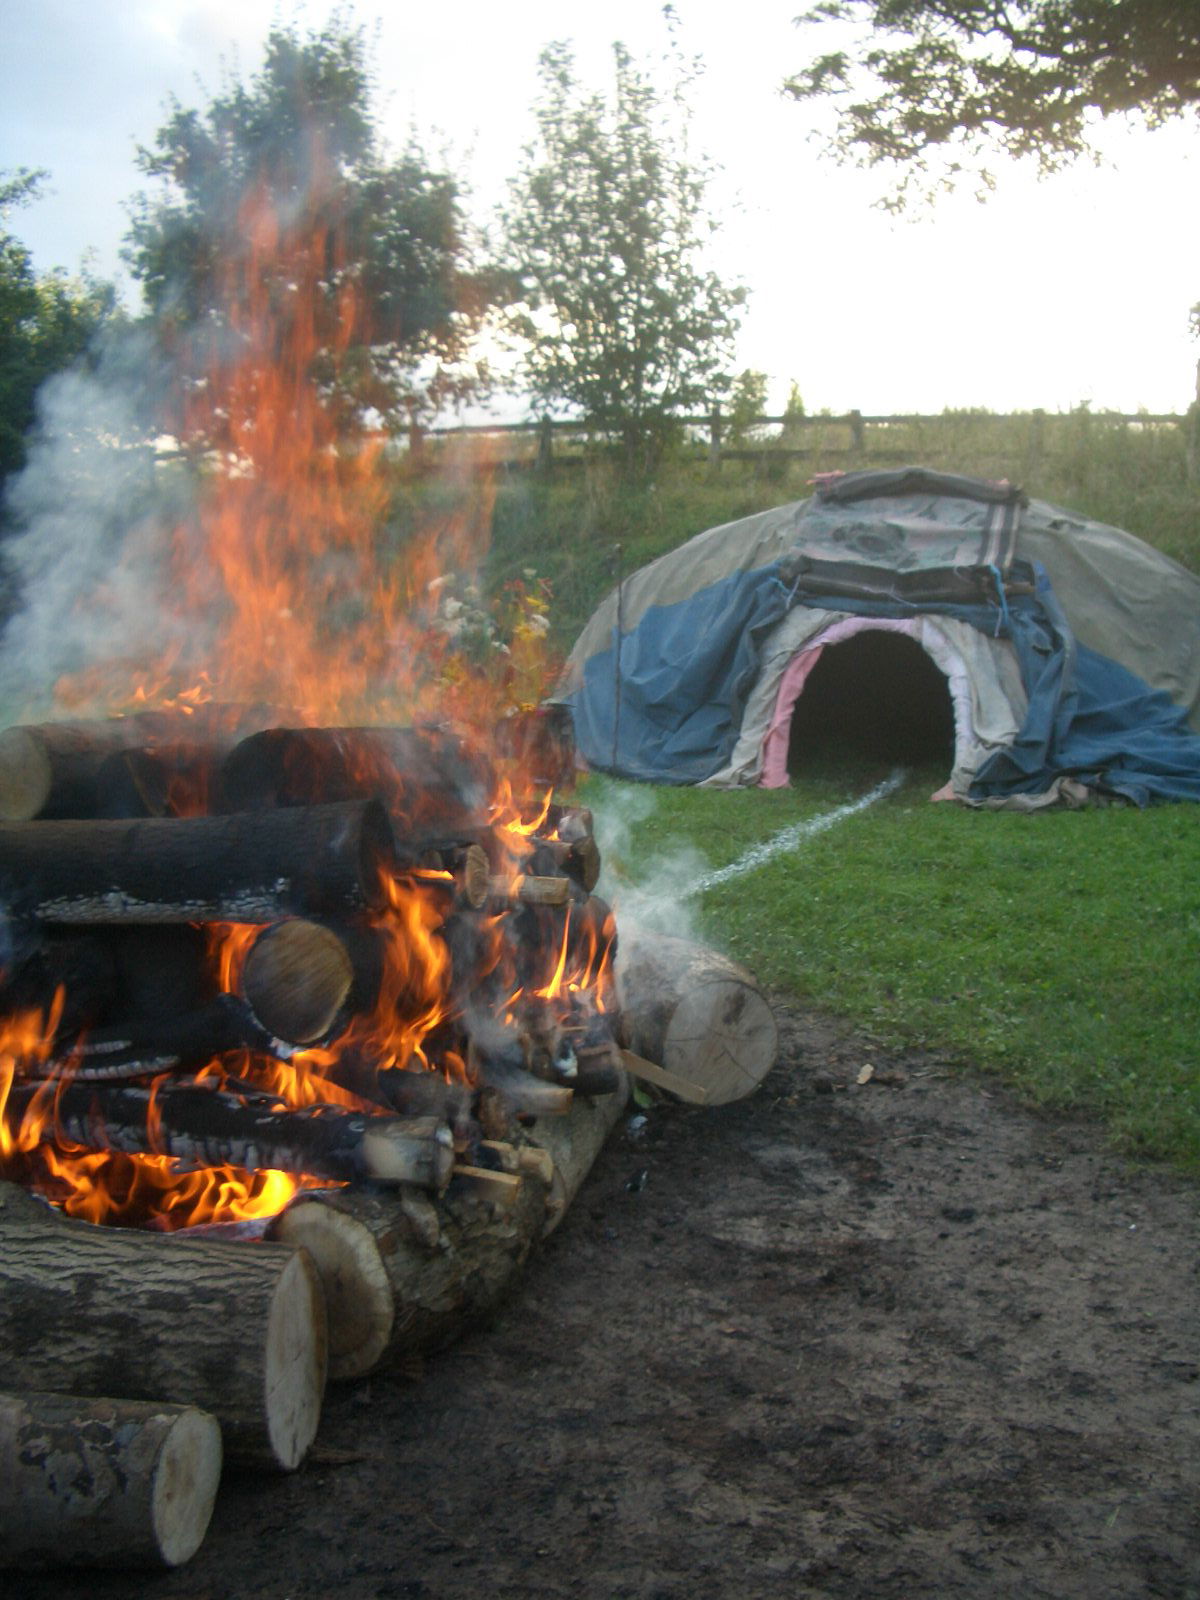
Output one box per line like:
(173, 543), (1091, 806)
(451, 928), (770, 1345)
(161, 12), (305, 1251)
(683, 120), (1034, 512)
(22, 1002), (1200, 1599)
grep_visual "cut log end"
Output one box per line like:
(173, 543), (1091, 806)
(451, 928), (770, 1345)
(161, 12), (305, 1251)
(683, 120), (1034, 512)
(263, 1249), (327, 1472)
(241, 919), (354, 1044)
(0, 727), (51, 821)
(271, 1201), (394, 1381)
(0, 1392), (222, 1570)
(150, 1406), (224, 1567)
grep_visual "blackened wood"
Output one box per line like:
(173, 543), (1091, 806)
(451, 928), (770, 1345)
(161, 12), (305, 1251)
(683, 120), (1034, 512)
(216, 725), (495, 836)
(0, 1391), (222, 1569)
(0, 799), (394, 923)
(5, 1081), (454, 1196)
(0, 708), (281, 822)
(0, 1180), (325, 1471)
(23, 995), (285, 1083)
(4, 1080), (456, 1190)
(95, 741), (228, 820)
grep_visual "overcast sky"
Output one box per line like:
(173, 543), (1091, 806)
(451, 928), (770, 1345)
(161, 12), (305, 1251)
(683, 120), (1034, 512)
(2, 0), (1198, 416)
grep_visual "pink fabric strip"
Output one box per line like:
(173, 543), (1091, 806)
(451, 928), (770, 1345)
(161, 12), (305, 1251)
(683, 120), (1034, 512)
(759, 617), (927, 788)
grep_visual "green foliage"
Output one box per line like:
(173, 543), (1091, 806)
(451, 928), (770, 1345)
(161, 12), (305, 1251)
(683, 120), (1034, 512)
(0, 171), (117, 494)
(124, 19), (493, 436)
(501, 40), (745, 473)
(584, 769), (1200, 1172)
(786, 1), (1200, 207)
(725, 369), (769, 444)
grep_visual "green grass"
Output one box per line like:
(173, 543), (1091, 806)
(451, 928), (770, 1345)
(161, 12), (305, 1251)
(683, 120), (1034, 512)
(474, 411), (1200, 648)
(583, 768), (1200, 1174)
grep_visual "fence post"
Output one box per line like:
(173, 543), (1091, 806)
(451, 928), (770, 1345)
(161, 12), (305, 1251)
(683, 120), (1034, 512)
(1187, 360), (1200, 486)
(537, 416), (554, 473)
(848, 409), (864, 454)
(707, 406), (723, 474)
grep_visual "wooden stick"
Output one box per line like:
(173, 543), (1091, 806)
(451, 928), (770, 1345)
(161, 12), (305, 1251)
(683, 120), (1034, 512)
(619, 1048), (711, 1105)
(0, 1391), (222, 1570)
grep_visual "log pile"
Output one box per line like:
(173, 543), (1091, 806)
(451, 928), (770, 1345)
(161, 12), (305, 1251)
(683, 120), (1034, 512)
(0, 708), (777, 1572)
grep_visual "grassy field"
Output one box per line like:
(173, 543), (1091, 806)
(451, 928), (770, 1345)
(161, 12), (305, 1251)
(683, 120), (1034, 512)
(584, 763), (1200, 1174)
(447, 412), (1200, 1173)
(469, 406), (1200, 649)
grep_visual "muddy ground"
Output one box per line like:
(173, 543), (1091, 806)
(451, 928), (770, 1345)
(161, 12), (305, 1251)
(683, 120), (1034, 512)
(24, 1000), (1200, 1600)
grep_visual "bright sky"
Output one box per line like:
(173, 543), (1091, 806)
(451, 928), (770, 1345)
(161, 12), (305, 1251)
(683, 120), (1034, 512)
(2, 0), (1198, 417)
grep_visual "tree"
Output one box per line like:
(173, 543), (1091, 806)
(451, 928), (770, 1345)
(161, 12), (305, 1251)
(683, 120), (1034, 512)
(502, 41), (745, 472)
(785, 2), (1200, 206)
(0, 172), (117, 495)
(124, 20), (494, 439)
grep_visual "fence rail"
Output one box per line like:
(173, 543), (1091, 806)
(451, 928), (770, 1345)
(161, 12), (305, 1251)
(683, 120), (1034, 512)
(419, 406), (1200, 481)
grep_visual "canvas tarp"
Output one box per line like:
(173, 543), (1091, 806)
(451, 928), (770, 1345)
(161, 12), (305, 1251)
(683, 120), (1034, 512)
(563, 468), (1200, 807)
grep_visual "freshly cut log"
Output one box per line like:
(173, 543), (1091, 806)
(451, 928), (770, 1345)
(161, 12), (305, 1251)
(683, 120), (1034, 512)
(217, 725), (495, 836)
(0, 1181), (325, 1469)
(0, 707), (279, 822)
(0, 1390), (222, 1570)
(4, 1081), (456, 1190)
(615, 931), (778, 1105)
(0, 798), (394, 923)
(240, 919), (354, 1044)
(270, 1072), (628, 1380)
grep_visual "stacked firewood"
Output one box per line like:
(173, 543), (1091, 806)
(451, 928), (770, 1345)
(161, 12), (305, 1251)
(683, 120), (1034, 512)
(0, 709), (778, 1572)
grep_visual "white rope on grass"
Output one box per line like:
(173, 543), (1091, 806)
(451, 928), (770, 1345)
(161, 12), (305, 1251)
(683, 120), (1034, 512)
(685, 768), (906, 898)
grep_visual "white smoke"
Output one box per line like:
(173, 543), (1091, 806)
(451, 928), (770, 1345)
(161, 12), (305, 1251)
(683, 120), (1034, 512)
(0, 329), (197, 721)
(590, 778), (707, 944)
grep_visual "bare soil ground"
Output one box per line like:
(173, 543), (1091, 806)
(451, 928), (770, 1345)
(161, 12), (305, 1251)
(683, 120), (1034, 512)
(23, 1000), (1200, 1600)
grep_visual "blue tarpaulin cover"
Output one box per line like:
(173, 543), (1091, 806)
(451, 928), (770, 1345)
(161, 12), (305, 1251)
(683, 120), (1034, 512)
(563, 469), (1200, 807)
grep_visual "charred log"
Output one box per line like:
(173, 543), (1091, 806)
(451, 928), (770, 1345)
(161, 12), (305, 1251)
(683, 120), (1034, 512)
(0, 799), (394, 924)
(216, 725), (495, 836)
(4, 1080), (456, 1190)
(0, 709), (280, 822)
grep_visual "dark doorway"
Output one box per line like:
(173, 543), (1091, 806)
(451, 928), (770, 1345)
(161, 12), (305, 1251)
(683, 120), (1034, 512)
(786, 630), (956, 772)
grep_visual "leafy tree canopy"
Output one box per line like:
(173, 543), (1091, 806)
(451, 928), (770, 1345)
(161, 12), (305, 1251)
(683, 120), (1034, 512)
(124, 20), (495, 435)
(785, 2), (1200, 206)
(502, 40), (745, 472)
(0, 171), (118, 493)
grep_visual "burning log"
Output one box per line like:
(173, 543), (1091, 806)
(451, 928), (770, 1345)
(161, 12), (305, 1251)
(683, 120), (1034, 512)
(0, 1391), (221, 1570)
(0, 799), (394, 924)
(5, 1081), (456, 1190)
(616, 932), (778, 1105)
(240, 918), (355, 1044)
(0, 709), (278, 822)
(0, 1181), (325, 1470)
(216, 725), (494, 835)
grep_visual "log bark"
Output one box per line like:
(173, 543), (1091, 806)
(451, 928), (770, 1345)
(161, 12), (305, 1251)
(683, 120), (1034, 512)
(0, 1391), (222, 1570)
(268, 1076), (626, 1379)
(0, 799), (394, 923)
(0, 1181), (325, 1469)
(216, 725), (495, 837)
(0, 708), (280, 822)
(616, 932), (778, 1105)
(5, 1081), (456, 1190)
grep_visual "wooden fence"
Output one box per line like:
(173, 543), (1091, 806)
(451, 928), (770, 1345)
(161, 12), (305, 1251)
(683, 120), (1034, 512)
(419, 406), (1200, 481)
